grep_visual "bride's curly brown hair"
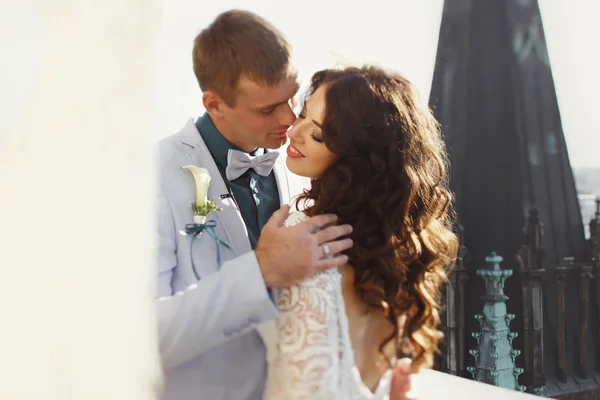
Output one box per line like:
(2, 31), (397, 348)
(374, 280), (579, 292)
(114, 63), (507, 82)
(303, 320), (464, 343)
(295, 66), (458, 371)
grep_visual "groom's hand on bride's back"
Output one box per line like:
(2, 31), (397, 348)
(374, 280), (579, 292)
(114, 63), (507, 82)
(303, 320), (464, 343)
(256, 204), (354, 288)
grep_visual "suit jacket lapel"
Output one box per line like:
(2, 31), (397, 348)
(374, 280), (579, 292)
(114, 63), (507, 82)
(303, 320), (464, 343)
(179, 119), (252, 257)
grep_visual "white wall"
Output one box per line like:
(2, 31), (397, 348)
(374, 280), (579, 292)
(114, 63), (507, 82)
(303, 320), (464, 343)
(0, 1), (163, 398)
(417, 369), (547, 399)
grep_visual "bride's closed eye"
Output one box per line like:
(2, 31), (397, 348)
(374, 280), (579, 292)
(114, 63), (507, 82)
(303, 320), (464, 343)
(310, 131), (324, 144)
(297, 106), (324, 144)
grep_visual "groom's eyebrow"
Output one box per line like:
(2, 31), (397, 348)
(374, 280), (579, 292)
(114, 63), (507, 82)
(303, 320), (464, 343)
(257, 99), (290, 110)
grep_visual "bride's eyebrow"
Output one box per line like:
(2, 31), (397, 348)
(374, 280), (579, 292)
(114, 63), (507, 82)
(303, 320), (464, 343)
(303, 102), (323, 129)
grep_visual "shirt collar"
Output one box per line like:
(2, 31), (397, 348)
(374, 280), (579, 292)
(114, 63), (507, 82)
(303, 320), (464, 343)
(196, 113), (265, 169)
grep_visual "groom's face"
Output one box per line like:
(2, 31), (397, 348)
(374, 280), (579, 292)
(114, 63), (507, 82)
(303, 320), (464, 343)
(221, 76), (299, 152)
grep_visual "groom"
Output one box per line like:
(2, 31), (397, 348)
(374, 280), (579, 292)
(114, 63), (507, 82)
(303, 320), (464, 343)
(156, 9), (414, 400)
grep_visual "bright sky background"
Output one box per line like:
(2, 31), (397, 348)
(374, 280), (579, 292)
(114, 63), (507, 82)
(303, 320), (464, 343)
(154, 0), (599, 167)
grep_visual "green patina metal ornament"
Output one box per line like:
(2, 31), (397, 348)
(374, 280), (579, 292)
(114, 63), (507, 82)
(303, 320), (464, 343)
(467, 252), (526, 392)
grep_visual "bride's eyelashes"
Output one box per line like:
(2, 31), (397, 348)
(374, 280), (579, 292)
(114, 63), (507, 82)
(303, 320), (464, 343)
(310, 132), (324, 144)
(297, 109), (324, 144)
(302, 120), (323, 144)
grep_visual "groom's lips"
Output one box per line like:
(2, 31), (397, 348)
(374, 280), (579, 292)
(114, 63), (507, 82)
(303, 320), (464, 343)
(272, 129), (288, 136)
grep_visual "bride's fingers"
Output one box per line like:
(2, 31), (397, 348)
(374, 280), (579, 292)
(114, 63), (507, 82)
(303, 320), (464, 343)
(396, 358), (411, 373)
(391, 358), (413, 400)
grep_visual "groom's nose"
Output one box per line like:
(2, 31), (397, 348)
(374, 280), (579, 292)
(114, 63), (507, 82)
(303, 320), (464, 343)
(278, 103), (296, 126)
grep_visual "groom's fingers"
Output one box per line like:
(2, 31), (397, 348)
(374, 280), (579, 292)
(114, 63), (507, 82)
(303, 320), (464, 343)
(301, 213), (339, 232)
(265, 204), (290, 228)
(313, 236), (353, 271)
(313, 223), (353, 245)
(318, 238), (353, 260)
(315, 254), (349, 272)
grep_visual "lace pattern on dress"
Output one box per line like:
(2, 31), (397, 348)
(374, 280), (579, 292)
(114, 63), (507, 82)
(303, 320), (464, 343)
(260, 211), (392, 400)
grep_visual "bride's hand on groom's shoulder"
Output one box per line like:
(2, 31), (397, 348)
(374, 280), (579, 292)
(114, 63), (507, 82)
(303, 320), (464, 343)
(391, 358), (418, 400)
(255, 204), (354, 288)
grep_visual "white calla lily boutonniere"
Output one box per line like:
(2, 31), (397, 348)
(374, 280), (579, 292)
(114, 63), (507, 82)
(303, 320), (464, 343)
(182, 165), (222, 224)
(180, 165), (231, 279)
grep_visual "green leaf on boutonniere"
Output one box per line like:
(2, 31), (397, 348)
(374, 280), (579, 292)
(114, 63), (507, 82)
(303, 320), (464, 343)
(191, 199), (222, 216)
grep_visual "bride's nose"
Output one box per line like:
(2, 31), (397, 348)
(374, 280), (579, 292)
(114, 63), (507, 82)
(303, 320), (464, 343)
(287, 121), (303, 143)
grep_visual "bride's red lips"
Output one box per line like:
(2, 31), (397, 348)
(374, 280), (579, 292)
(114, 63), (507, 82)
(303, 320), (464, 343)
(286, 143), (305, 158)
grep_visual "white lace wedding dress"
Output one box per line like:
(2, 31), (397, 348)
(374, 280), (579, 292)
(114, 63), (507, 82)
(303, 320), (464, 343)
(256, 211), (393, 400)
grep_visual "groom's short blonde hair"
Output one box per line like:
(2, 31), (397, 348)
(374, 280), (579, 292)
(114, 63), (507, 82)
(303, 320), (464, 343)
(192, 10), (296, 106)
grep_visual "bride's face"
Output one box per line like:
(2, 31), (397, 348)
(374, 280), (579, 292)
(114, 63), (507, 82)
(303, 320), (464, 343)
(285, 85), (338, 178)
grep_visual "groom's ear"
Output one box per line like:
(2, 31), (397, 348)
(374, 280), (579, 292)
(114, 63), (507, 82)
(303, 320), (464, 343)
(202, 90), (225, 119)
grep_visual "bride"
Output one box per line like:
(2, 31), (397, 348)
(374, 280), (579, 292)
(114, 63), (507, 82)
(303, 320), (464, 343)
(256, 65), (459, 400)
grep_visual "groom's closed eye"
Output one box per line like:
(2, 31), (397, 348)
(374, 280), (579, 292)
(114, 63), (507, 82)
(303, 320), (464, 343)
(257, 96), (297, 115)
(260, 106), (276, 115)
(297, 103), (308, 119)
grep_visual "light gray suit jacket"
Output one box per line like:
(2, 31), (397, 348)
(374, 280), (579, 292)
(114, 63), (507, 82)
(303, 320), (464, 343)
(155, 119), (309, 400)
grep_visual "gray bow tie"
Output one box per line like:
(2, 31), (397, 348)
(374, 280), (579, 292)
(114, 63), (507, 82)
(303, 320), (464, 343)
(225, 149), (279, 181)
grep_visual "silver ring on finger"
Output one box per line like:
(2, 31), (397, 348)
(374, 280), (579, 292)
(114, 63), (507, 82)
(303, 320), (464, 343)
(322, 242), (332, 258)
